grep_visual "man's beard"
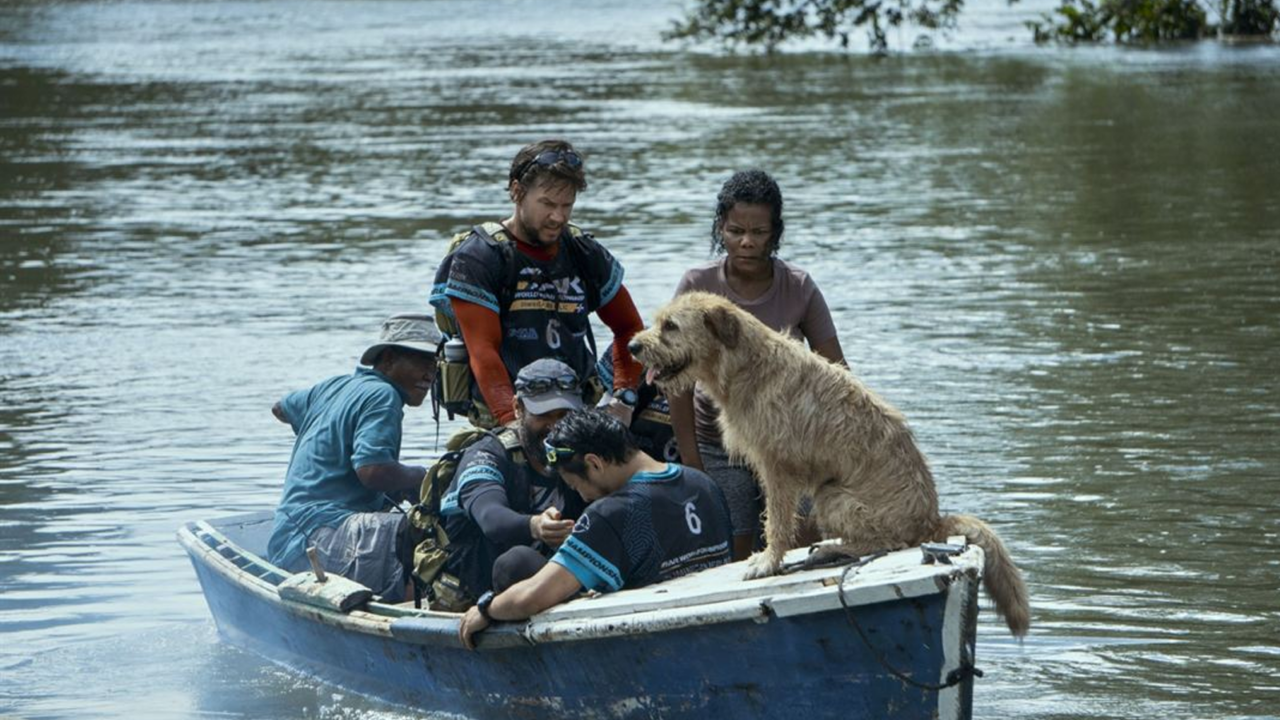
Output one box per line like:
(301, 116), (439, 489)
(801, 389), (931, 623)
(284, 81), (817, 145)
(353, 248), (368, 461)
(518, 422), (550, 468)
(516, 213), (556, 249)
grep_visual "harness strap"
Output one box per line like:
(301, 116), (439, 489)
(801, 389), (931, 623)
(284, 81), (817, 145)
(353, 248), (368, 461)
(470, 222), (518, 315)
(468, 223), (601, 368)
(560, 229), (601, 362)
(493, 426), (526, 466)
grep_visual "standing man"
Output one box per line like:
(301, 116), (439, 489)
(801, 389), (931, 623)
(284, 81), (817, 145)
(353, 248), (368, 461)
(430, 139), (645, 429)
(267, 314), (441, 602)
(458, 410), (732, 649)
(434, 359), (589, 611)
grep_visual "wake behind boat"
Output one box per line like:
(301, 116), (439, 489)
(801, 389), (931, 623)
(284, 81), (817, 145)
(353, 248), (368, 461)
(179, 511), (985, 720)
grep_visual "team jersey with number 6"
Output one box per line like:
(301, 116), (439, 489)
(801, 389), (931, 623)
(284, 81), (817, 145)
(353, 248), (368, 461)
(430, 225), (623, 386)
(551, 464), (732, 592)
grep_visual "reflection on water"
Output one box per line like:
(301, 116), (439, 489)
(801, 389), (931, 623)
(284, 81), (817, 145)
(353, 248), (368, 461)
(2, 1), (1278, 718)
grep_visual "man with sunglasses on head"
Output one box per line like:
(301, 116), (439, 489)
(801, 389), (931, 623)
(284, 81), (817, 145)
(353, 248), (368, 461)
(458, 409), (732, 649)
(434, 358), (591, 611)
(430, 139), (645, 430)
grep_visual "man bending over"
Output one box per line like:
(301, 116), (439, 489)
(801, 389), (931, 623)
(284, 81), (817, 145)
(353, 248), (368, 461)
(433, 358), (588, 611)
(459, 409), (732, 648)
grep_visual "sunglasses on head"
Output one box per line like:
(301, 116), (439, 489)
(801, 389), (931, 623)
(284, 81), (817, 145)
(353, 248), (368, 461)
(514, 150), (583, 180)
(514, 374), (579, 396)
(543, 439), (577, 468)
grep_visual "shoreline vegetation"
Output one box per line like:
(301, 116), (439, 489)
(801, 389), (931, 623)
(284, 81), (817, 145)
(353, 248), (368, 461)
(665, 0), (1279, 52)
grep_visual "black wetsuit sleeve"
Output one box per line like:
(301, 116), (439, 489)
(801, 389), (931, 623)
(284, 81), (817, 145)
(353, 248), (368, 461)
(464, 482), (535, 548)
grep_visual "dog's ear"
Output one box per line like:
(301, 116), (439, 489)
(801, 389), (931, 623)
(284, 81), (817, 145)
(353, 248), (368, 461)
(703, 305), (741, 349)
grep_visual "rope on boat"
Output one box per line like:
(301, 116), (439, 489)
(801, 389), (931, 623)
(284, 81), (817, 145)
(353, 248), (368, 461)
(835, 553), (985, 692)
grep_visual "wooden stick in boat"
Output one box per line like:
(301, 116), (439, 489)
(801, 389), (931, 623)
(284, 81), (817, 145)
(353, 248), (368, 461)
(306, 546), (327, 583)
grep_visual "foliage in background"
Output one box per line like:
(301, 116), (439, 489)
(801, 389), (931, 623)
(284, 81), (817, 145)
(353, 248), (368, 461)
(667, 0), (1278, 49)
(1028, 0), (1209, 42)
(1219, 0), (1280, 33)
(1027, 0), (1279, 42)
(662, 0), (966, 53)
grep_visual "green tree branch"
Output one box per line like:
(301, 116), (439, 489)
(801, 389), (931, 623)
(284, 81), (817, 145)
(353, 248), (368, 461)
(665, 0), (1279, 49)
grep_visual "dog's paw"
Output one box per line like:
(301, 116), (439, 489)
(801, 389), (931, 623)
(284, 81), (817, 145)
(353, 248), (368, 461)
(742, 552), (781, 581)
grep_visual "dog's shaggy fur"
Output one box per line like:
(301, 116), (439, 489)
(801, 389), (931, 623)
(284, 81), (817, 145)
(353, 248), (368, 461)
(630, 291), (1030, 637)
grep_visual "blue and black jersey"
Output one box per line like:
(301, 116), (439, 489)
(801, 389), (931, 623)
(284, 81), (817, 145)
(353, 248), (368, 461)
(430, 224), (623, 387)
(551, 464), (731, 592)
(440, 432), (584, 597)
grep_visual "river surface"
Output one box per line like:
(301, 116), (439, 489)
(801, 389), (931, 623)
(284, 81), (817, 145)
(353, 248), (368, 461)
(2, 1), (1278, 718)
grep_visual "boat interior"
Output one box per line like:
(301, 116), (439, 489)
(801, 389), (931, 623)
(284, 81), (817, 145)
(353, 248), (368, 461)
(184, 510), (981, 631)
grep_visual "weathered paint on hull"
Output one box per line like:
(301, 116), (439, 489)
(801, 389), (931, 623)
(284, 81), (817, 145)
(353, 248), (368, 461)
(183, 518), (978, 720)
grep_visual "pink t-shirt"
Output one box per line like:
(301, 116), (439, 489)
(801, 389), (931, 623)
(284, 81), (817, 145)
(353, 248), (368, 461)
(674, 257), (839, 446)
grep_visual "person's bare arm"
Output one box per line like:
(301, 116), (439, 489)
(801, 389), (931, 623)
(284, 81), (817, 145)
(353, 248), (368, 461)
(490, 561), (582, 620)
(668, 389), (704, 471)
(458, 562), (582, 649)
(811, 335), (847, 368)
(355, 462), (428, 494)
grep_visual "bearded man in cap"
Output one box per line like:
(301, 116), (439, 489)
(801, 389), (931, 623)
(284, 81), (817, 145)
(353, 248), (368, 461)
(266, 313), (441, 602)
(431, 358), (591, 611)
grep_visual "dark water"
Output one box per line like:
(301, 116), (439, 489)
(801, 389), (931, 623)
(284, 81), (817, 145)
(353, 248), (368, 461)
(2, 1), (1278, 718)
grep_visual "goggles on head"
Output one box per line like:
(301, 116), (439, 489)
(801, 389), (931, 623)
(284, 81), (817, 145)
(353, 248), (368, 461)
(514, 374), (579, 396)
(514, 149), (583, 180)
(543, 439), (577, 468)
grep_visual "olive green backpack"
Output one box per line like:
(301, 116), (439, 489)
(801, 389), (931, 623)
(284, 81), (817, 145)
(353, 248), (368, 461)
(407, 426), (525, 607)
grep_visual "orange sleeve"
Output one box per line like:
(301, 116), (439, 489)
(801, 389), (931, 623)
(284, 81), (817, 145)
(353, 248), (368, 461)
(597, 285), (645, 391)
(452, 299), (517, 425)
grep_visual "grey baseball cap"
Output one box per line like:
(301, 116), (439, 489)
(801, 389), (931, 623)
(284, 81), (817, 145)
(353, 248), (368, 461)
(360, 313), (444, 366)
(515, 358), (583, 415)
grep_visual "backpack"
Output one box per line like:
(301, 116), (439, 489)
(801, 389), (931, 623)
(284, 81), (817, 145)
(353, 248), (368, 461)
(406, 425), (526, 605)
(431, 222), (605, 428)
(434, 222), (603, 339)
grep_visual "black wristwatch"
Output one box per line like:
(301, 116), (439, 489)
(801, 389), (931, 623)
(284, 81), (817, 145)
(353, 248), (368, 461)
(614, 388), (639, 409)
(475, 590), (497, 622)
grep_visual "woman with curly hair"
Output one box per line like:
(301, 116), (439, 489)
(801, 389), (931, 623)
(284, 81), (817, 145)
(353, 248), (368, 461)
(669, 169), (847, 561)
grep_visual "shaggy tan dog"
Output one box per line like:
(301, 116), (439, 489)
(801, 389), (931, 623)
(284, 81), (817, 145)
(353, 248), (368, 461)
(629, 291), (1030, 637)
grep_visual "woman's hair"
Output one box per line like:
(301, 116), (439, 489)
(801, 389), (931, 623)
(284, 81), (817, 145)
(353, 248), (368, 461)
(710, 169), (785, 256)
(546, 409), (637, 477)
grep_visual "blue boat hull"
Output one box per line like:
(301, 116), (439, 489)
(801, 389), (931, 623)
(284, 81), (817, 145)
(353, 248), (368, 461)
(182, 514), (978, 719)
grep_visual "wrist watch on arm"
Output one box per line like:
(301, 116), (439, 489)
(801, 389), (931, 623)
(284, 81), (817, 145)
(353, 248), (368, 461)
(613, 388), (638, 409)
(475, 590), (497, 622)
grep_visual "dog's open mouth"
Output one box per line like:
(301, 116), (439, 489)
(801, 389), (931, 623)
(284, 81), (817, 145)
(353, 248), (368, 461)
(644, 356), (691, 386)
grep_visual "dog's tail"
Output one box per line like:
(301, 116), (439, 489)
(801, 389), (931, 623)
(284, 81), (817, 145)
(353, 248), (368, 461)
(938, 514), (1030, 638)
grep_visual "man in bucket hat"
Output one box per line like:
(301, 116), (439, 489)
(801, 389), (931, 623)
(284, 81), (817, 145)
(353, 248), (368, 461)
(266, 313), (442, 602)
(431, 358), (590, 610)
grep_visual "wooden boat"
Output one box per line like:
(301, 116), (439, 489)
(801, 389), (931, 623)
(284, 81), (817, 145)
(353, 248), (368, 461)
(178, 511), (985, 720)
